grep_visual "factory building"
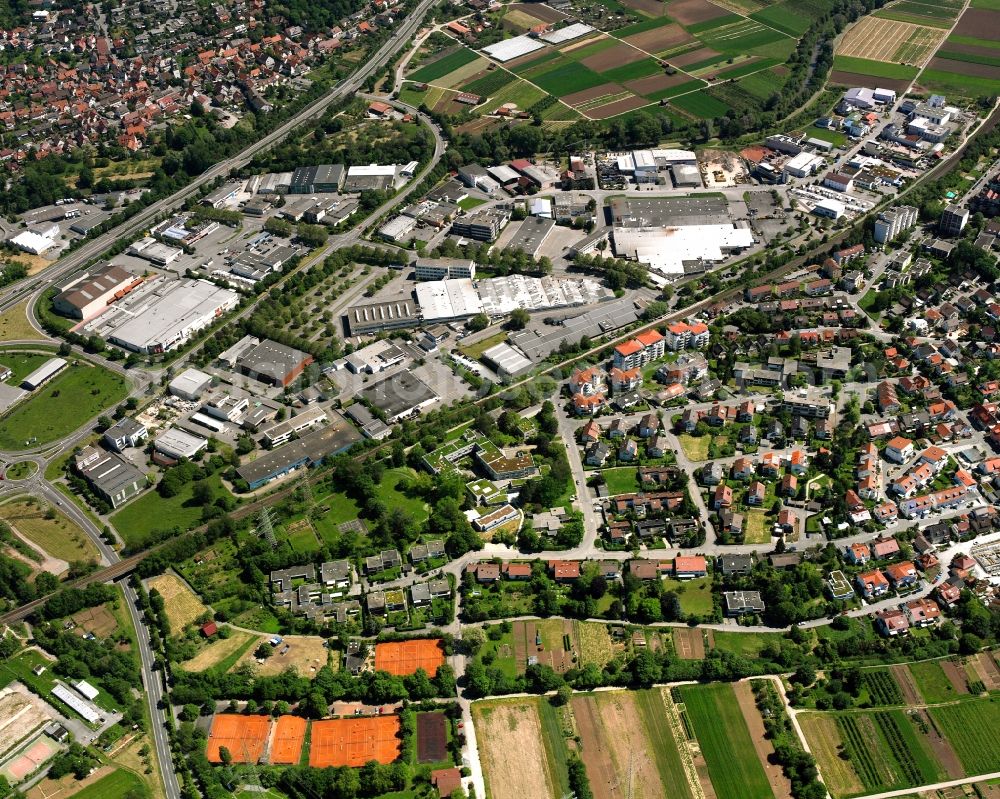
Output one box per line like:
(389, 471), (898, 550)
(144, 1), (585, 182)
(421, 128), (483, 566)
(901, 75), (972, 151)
(53, 264), (142, 320)
(235, 339), (314, 387)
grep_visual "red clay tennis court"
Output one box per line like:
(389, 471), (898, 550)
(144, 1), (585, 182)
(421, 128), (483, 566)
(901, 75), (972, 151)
(309, 716), (401, 767)
(374, 638), (445, 676)
(270, 715), (307, 765)
(206, 714), (271, 763)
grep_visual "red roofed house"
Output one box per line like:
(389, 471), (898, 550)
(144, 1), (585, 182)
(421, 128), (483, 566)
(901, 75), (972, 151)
(905, 597), (941, 627)
(431, 768), (463, 798)
(885, 561), (918, 588)
(875, 608), (910, 637)
(856, 569), (890, 598)
(846, 542), (870, 565)
(674, 556), (707, 579)
(872, 537), (900, 560)
(549, 560), (581, 582)
(200, 621), (218, 637)
(613, 329), (665, 369)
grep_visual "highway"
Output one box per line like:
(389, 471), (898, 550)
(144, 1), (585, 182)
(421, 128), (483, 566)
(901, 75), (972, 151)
(0, 0), (438, 320)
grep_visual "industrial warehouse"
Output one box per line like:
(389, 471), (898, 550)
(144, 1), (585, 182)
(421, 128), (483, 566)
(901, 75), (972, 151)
(79, 277), (239, 354)
(610, 196), (756, 278)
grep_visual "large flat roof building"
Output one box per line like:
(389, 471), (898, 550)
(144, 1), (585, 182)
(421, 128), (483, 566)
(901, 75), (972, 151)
(21, 358), (67, 390)
(169, 368), (213, 400)
(94, 278), (239, 354)
(236, 413), (361, 489)
(360, 372), (439, 423)
(53, 263), (142, 320)
(76, 448), (146, 508)
(414, 258), (476, 281)
(154, 428), (208, 460)
(347, 297), (421, 335)
(288, 164), (345, 194)
(236, 339), (314, 387)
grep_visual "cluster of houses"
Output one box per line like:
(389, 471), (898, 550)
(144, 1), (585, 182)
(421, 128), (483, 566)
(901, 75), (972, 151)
(0, 0), (399, 165)
(569, 325), (711, 415)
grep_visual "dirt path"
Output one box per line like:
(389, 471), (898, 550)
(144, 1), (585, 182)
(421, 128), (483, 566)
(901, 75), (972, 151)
(890, 664), (922, 706)
(734, 682), (794, 799)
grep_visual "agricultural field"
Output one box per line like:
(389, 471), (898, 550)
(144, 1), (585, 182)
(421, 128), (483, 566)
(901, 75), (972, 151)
(750, 0), (837, 35)
(0, 359), (129, 450)
(805, 710), (945, 795)
(695, 17), (790, 52)
(472, 697), (567, 799)
(909, 659), (967, 704)
(146, 573), (208, 633)
(677, 683), (774, 799)
(572, 689), (695, 799)
(670, 89), (732, 117)
(928, 697), (1000, 776)
(916, 4), (1000, 94)
(831, 55), (920, 80)
(408, 47), (481, 83)
(862, 667), (905, 706)
(837, 15), (946, 65)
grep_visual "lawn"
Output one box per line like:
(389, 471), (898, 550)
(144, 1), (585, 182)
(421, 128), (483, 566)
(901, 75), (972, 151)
(831, 55), (919, 79)
(666, 576), (714, 616)
(0, 351), (49, 385)
(109, 473), (227, 548)
(711, 630), (781, 657)
(678, 683), (773, 799)
(0, 496), (99, 563)
(670, 90), (731, 118)
(374, 468), (429, 523)
(68, 769), (148, 799)
(4, 460), (36, 480)
(0, 360), (130, 450)
(928, 697), (1000, 776)
(601, 467), (640, 495)
(808, 126), (848, 146)
(678, 434), (710, 461)
(312, 489), (364, 544)
(480, 79), (548, 111)
(409, 47), (480, 83)
(909, 659), (964, 704)
(744, 509), (770, 544)
(0, 301), (41, 343)
(459, 331), (508, 360)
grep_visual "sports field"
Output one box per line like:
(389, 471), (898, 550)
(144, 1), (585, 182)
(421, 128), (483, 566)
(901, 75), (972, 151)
(309, 716), (401, 767)
(374, 638), (445, 676)
(270, 715), (307, 765)
(416, 711), (448, 763)
(206, 714), (271, 763)
(678, 683), (774, 799)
